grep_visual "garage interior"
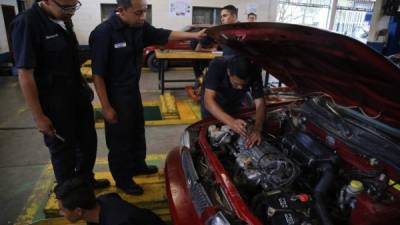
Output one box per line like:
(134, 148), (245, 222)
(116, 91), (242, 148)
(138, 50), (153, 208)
(0, 0), (399, 225)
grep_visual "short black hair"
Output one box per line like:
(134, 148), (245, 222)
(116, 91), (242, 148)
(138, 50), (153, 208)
(226, 55), (253, 80)
(248, 12), (257, 18)
(55, 178), (97, 210)
(222, 5), (238, 17)
(117, 0), (132, 9)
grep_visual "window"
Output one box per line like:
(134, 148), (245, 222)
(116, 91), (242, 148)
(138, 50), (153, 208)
(276, 0), (375, 43)
(277, 0), (331, 29)
(100, 4), (152, 24)
(333, 0), (374, 43)
(192, 7), (221, 25)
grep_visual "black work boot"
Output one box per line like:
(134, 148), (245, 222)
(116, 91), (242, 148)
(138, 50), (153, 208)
(91, 178), (111, 189)
(116, 181), (144, 195)
(133, 165), (158, 176)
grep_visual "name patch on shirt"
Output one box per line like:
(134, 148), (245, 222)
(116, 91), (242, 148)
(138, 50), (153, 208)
(45, 34), (59, 40)
(114, 42), (127, 49)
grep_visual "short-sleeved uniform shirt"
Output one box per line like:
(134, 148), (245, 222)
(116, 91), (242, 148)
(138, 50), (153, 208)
(89, 14), (171, 96)
(11, 2), (81, 95)
(201, 57), (263, 117)
(87, 193), (166, 225)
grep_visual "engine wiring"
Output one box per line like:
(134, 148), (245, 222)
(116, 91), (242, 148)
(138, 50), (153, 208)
(307, 92), (382, 119)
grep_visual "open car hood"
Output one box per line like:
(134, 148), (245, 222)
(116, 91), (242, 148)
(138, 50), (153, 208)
(208, 23), (400, 128)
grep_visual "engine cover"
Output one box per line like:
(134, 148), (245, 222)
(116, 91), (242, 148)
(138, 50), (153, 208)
(281, 131), (338, 167)
(231, 137), (298, 190)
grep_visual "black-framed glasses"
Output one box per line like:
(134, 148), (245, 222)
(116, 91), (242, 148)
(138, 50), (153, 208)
(133, 9), (147, 16)
(52, 0), (82, 13)
(126, 7), (147, 16)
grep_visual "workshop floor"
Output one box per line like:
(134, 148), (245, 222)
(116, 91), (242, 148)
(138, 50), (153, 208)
(0, 68), (196, 225)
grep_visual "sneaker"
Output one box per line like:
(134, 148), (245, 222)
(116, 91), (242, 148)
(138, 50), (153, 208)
(116, 181), (144, 195)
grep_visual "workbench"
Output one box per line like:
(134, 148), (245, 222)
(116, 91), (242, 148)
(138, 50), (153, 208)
(155, 49), (222, 94)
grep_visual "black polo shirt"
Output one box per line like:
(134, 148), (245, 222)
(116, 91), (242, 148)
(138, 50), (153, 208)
(87, 193), (166, 225)
(89, 14), (171, 94)
(201, 57), (263, 116)
(11, 2), (81, 94)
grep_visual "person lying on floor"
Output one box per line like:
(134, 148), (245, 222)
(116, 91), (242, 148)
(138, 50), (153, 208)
(55, 178), (166, 225)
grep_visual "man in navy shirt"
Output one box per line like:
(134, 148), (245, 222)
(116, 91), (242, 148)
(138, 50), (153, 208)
(55, 178), (166, 225)
(190, 35), (218, 88)
(90, 0), (205, 195)
(201, 56), (265, 148)
(220, 5), (239, 56)
(11, 0), (109, 188)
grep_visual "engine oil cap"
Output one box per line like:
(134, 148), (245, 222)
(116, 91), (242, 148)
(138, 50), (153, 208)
(297, 194), (310, 202)
(350, 180), (364, 192)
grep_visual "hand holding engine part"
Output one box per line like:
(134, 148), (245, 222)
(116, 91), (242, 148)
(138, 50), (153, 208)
(226, 119), (262, 148)
(244, 123), (262, 148)
(229, 118), (248, 137)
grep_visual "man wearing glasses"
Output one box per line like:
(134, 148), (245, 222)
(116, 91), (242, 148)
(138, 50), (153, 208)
(11, 0), (110, 188)
(89, 0), (205, 195)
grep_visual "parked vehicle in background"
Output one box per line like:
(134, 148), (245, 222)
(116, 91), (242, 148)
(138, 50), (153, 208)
(143, 24), (213, 72)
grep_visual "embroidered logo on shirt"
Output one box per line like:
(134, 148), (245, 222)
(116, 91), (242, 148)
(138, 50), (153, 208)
(114, 42), (127, 49)
(45, 34), (59, 40)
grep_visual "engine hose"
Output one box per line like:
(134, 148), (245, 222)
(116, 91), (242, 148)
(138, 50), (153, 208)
(216, 144), (229, 156)
(313, 163), (334, 225)
(250, 192), (267, 210)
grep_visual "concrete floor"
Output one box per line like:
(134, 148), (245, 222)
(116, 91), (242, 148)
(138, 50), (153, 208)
(0, 69), (196, 225)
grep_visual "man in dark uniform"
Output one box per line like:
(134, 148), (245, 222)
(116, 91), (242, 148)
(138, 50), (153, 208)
(201, 56), (265, 148)
(220, 5), (239, 56)
(56, 178), (166, 225)
(190, 35), (217, 88)
(11, 0), (109, 188)
(89, 0), (205, 195)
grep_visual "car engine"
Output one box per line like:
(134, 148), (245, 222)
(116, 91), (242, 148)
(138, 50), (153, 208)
(209, 125), (298, 190)
(203, 121), (400, 225)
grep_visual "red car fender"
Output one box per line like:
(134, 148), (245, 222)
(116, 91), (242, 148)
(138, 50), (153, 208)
(143, 46), (158, 61)
(165, 147), (204, 225)
(198, 127), (263, 225)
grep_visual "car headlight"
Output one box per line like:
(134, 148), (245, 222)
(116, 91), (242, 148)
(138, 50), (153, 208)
(206, 212), (231, 225)
(180, 130), (191, 149)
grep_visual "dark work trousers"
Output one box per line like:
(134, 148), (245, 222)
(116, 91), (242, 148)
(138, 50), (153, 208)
(192, 59), (210, 78)
(41, 84), (97, 185)
(105, 87), (147, 185)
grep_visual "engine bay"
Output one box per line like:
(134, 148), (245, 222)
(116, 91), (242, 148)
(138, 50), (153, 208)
(190, 98), (400, 225)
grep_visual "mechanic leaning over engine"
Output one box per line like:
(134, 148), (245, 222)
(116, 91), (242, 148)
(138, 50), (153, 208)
(201, 55), (265, 148)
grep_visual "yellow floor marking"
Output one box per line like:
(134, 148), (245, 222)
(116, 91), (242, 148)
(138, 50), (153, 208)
(176, 100), (197, 120)
(30, 217), (85, 225)
(14, 165), (54, 225)
(389, 179), (400, 191)
(94, 99), (200, 128)
(45, 172), (169, 220)
(17, 106), (27, 114)
(15, 154), (168, 225)
(94, 154), (166, 165)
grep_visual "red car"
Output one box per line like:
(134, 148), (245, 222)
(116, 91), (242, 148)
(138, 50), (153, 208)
(143, 24), (213, 72)
(164, 23), (400, 225)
